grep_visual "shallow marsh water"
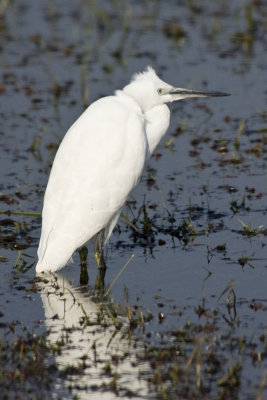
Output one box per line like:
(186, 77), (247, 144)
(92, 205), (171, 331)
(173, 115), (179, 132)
(0, 1), (266, 399)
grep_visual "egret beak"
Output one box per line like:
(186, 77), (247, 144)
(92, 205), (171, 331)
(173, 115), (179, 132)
(168, 87), (230, 98)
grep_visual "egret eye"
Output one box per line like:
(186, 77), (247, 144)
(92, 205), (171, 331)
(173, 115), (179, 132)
(157, 88), (163, 95)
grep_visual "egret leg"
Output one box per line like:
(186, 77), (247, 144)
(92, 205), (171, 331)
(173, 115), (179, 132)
(94, 267), (106, 292)
(79, 246), (89, 285)
(94, 230), (106, 269)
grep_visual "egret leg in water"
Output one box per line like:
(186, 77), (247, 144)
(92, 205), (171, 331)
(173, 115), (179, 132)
(94, 230), (106, 269)
(79, 246), (89, 285)
(79, 235), (106, 288)
(36, 66), (229, 275)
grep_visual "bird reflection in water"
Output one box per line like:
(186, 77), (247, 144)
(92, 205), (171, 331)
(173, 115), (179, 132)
(38, 273), (152, 399)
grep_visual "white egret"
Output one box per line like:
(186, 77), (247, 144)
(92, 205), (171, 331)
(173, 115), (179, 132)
(36, 67), (228, 273)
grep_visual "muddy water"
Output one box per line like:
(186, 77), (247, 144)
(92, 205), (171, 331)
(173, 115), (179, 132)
(0, 1), (266, 399)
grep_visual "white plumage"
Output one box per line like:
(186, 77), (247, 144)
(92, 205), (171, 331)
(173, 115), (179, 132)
(36, 67), (228, 273)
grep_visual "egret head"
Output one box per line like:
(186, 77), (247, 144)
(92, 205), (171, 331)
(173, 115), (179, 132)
(123, 66), (229, 112)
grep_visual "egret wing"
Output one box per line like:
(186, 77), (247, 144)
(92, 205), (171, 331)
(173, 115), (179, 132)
(37, 96), (147, 271)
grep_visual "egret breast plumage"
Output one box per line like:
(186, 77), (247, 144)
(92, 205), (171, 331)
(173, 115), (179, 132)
(36, 67), (229, 273)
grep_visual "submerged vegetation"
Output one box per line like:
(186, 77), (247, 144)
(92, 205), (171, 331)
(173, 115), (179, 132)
(0, 272), (266, 399)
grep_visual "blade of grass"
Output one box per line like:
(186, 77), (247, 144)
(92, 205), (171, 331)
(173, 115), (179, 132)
(105, 254), (134, 298)
(0, 210), (41, 217)
(217, 280), (234, 303)
(234, 119), (245, 150)
(121, 214), (141, 233)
